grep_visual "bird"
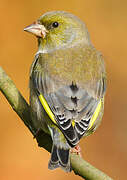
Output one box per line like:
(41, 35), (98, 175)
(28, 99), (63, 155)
(24, 11), (106, 172)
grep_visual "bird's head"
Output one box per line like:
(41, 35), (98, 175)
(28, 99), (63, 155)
(24, 11), (91, 53)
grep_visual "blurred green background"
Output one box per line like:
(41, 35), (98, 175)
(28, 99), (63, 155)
(0, 0), (127, 179)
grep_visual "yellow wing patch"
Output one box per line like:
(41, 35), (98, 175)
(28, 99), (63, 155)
(39, 94), (57, 125)
(72, 120), (75, 127)
(88, 98), (103, 130)
(39, 93), (103, 131)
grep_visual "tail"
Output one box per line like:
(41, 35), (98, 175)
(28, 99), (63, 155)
(48, 126), (71, 172)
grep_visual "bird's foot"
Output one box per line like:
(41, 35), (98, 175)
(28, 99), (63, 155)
(70, 145), (82, 157)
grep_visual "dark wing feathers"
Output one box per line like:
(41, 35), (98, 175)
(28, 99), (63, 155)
(31, 55), (106, 147)
(48, 92), (78, 147)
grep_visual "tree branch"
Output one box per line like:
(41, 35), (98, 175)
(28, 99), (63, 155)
(0, 66), (113, 180)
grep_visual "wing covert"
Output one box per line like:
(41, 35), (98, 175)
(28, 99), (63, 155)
(30, 54), (106, 146)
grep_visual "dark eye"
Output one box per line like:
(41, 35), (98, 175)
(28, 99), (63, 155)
(52, 22), (59, 28)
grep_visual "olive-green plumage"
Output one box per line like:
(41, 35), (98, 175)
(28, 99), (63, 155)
(24, 11), (106, 172)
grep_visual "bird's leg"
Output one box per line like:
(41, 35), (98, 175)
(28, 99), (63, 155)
(33, 128), (42, 139)
(70, 144), (82, 157)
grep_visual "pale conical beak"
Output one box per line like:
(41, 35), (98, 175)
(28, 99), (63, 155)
(24, 22), (48, 38)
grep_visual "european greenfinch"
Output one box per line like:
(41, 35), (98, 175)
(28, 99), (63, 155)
(24, 11), (106, 172)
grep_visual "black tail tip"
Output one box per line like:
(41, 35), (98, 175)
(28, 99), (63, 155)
(49, 145), (72, 172)
(48, 160), (72, 172)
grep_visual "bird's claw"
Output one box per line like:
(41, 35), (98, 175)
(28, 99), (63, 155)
(70, 145), (82, 157)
